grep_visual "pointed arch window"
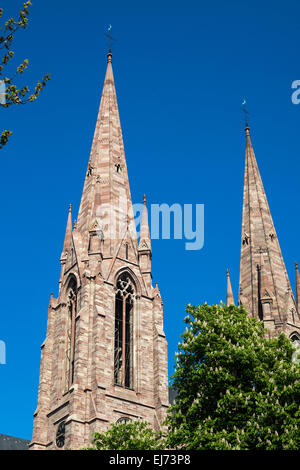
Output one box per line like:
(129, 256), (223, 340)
(114, 273), (134, 388)
(291, 333), (300, 346)
(67, 278), (77, 387)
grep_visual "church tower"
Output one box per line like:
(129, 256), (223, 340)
(29, 51), (169, 450)
(238, 124), (300, 338)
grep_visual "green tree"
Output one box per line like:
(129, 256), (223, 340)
(89, 421), (167, 450)
(166, 303), (300, 450)
(0, 1), (50, 149)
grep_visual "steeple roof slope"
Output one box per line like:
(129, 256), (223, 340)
(77, 52), (137, 259)
(239, 125), (297, 330)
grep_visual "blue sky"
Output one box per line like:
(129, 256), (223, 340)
(1, 0), (300, 440)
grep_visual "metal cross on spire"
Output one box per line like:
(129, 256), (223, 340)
(104, 24), (116, 53)
(242, 99), (249, 127)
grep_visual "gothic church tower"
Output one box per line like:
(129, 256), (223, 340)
(29, 51), (169, 450)
(237, 124), (300, 339)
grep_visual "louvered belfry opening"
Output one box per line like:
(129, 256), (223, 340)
(114, 273), (134, 388)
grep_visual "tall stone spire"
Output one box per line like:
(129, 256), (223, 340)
(226, 269), (235, 306)
(239, 125), (299, 335)
(77, 51), (137, 264)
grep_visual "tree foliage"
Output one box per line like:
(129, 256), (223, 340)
(166, 303), (300, 450)
(89, 421), (167, 450)
(0, 1), (50, 149)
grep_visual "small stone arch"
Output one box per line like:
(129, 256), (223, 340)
(290, 331), (300, 345)
(62, 272), (80, 297)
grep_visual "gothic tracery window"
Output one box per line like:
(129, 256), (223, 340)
(114, 273), (134, 389)
(67, 278), (77, 388)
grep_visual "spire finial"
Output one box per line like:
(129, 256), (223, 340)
(242, 99), (250, 133)
(107, 51), (112, 63)
(69, 203), (72, 212)
(143, 194), (146, 205)
(105, 25), (116, 61)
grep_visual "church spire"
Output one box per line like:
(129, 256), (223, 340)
(226, 269), (235, 306)
(76, 51), (137, 261)
(239, 124), (296, 332)
(30, 48), (168, 451)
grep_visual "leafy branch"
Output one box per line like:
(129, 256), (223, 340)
(0, 1), (51, 149)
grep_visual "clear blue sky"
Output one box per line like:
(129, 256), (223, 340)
(1, 0), (300, 440)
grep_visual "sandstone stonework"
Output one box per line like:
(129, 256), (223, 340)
(238, 125), (300, 339)
(226, 269), (235, 306)
(29, 51), (169, 450)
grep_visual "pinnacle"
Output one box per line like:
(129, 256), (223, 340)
(139, 194), (151, 251)
(226, 269), (235, 306)
(61, 204), (72, 256)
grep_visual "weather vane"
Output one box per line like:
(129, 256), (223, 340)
(242, 99), (249, 127)
(104, 24), (116, 52)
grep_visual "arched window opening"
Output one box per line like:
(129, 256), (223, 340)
(116, 417), (132, 424)
(56, 421), (66, 448)
(114, 273), (134, 388)
(291, 333), (300, 346)
(67, 278), (77, 388)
